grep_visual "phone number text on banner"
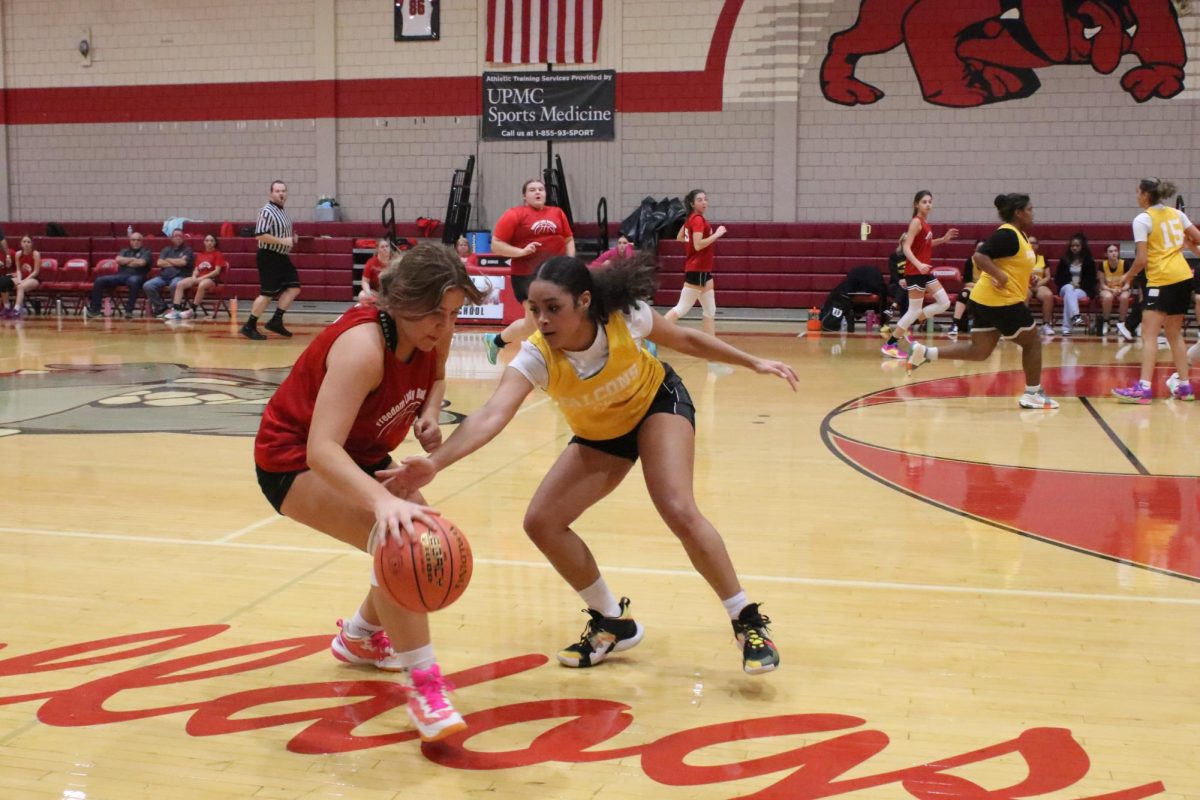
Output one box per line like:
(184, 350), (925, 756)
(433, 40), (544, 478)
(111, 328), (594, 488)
(482, 70), (615, 142)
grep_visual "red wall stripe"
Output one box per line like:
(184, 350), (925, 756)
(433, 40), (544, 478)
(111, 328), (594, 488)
(0, 0), (742, 125)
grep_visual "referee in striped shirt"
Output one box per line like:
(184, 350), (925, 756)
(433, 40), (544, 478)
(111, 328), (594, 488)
(242, 179), (301, 340)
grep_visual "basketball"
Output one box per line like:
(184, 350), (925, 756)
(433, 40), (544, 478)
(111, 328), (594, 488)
(373, 515), (473, 613)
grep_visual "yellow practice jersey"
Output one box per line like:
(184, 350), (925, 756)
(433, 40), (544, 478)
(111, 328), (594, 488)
(529, 313), (665, 441)
(1139, 206), (1193, 287)
(1100, 257), (1126, 286)
(970, 223), (1034, 307)
(1031, 254), (1046, 279)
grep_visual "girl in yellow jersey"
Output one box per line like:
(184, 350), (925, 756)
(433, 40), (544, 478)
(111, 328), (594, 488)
(907, 193), (1059, 409)
(384, 253), (798, 675)
(1098, 244), (1133, 338)
(1112, 178), (1200, 403)
(1026, 234), (1055, 335)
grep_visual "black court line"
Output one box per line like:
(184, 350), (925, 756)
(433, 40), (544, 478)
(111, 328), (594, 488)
(1078, 396), (1151, 476)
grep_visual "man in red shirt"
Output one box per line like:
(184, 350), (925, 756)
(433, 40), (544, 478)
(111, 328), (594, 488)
(483, 179), (574, 364)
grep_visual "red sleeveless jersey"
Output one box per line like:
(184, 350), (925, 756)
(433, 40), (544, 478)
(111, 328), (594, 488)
(904, 216), (934, 276)
(14, 250), (37, 279)
(255, 305), (436, 473)
(683, 213), (715, 272)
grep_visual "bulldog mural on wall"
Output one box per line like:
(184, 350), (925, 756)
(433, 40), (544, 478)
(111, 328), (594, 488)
(820, 0), (1188, 106)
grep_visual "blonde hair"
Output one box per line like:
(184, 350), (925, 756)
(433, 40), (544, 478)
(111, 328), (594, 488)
(1139, 177), (1178, 205)
(376, 242), (483, 316)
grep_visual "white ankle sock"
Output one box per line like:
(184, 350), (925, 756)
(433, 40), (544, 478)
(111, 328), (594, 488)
(1025, 385), (1041, 395)
(345, 611), (383, 638)
(721, 590), (749, 620)
(395, 644), (436, 672)
(926, 346), (939, 361)
(579, 577), (622, 618)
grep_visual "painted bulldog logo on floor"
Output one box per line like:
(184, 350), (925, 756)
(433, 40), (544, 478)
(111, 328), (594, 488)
(0, 363), (464, 437)
(821, 0), (1188, 107)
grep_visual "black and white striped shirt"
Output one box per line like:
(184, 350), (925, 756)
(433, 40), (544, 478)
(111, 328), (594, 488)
(255, 201), (293, 254)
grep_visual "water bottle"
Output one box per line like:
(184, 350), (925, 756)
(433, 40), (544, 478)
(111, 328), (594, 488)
(839, 316), (847, 332)
(864, 310), (877, 333)
(55, 298), (64, 316)
(127, 224), (134, 237)
(103, 297), (112, 317)
(229, 297), (238, 322)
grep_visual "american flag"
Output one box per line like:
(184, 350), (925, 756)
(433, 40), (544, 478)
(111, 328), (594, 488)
(486, 0), (603, 65)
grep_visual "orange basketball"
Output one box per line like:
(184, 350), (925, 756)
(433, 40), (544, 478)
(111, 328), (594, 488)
(373, 515), (473, 612)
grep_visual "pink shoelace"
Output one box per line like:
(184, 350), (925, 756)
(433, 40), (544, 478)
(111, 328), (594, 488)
(410, 665), (454, 712)
(367, 629), (393, 654)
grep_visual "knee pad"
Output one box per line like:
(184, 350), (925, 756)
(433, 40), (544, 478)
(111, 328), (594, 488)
(699, 290), (717, 318)
(671, 285), (702, 318)
(926, 288), (951, 316)
(897, 302), (924, 331)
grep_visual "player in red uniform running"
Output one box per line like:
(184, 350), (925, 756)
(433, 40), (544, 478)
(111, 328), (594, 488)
(881, 190), (958, 358)
(483, 178), (574, 364)
(665, 189), (725, 339)
(253, 243), (483, 743)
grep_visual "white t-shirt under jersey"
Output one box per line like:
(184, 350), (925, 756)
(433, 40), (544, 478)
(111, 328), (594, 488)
(508, 301), (655, 390)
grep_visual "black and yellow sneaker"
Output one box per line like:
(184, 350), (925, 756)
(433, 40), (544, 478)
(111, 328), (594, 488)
(557, 597), (644, 668)
(732, 603), (779, 675)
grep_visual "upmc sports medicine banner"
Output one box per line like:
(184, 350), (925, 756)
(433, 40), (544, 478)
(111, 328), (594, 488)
(481, 70), (615, 141)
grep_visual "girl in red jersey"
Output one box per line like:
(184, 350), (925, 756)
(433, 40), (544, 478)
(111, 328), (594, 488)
(483, 179), (575, 364)
(358, 239), (393, 303)
(167, 234), (227, 319)
(254, 243), (483, 742)
(881, 190), (958, 358)
(3, 235), (41, 318)
(665, 189), (726, 339)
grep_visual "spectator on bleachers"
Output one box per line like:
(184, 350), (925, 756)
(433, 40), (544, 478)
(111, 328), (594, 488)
(2, 235), (41, 318)
(591, 234), (635, 268)
(1027, 234), (1055, 335)
(1097, 243), (1131, 336)
(144, 229), (195, 317)
(1054, 232), (1097, 335)
(358, 239), (392, 303)
(166, 234), (226, 319)
(85, 231), (152, 318)
(454, 236), (479, 268)
(0, 233), (14, 316)
(948, 239), (984, 338)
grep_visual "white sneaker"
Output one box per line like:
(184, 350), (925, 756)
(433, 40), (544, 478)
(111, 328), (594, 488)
(1061, 327), (1072, 337)
(180, 308), (194, 319)
(1157, 335), (1168, 347)
(406, 664), (466, 742)
(906, 342), (928, 374)
(1041, 324), (1054, 336)
(1166, 372), (1181, 396)
(330, 619), (406, 671)
(1189, 340), (1200, 361)
(1019, 390), (1059, 409)
(946, 328), (958, 340)
(1116, 322), (1132, 341)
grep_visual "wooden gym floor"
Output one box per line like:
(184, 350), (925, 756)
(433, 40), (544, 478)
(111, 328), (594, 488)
(1, 314), (1197, 800)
